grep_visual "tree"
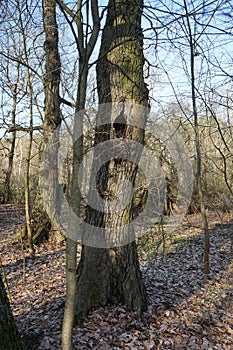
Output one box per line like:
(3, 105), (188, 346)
(58, 1), (101, 349)
(181, 0), (210, 273)
(75, 0), (149, 318)
(0, 273), (25, 350)
(29, 0), (62, 245)
(0, 0), (44, 205)
(15, 0), (36, 257)
(2, 65), (19, 204)
(143, 0), (232, 273)
(1, 52), (21, 204)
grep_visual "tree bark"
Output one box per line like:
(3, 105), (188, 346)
(3, 63), (20, 204)
(17, 1), (36, 257)
(183, 0), (210, 274)
(76, 0), (149, 318)
(30, 0), (62, 243)
(60, 1), (100, 348)
(0, 273), (26, 350)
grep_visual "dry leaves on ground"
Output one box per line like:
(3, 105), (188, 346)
(0, 205), (232, 349)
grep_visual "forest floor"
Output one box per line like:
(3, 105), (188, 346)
(0, 205), (232, 349)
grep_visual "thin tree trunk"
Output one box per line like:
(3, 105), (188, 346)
(61, 0), (100, 345)
(18, 2), (35, 257)
(76, 0), (149, 318)
(3, 63), (20, 204)
(62, 61), (87, 350)
(183, 0), (210, 274)
(24, 129), (34, 257)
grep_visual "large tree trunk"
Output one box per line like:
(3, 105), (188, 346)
(76, 0), (149, 318)
(0, 274), (25, 350)
(43, 0), (61, 141)
(29, 0), (61, 243)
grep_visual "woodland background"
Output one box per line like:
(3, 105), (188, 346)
(0, 0), (232, 349)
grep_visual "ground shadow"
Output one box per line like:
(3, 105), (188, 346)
(1, 204), (232, 348)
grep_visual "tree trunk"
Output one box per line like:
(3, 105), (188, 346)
(30, 0), (62, 243)
(59, 1), (100, 347)
(18, 4), (36, 257)
(0, 273), (25, 350)
(76, 0), (149, 318)
(3, 63), (20, 204)
(183, 0), (210, 274)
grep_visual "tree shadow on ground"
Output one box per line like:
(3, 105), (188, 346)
(143, 218), (232, 311)
(8, 216), (232, 349)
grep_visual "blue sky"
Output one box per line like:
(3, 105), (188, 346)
(0, 0), (232, 138)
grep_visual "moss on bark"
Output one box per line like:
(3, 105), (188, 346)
(0, 274), (25, 350)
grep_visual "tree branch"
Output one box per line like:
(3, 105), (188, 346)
(59, 97), (76, 107)
(7, 125), (43, 133)
(0, 51), (43, 81)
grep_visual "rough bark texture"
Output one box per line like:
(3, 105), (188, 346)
(42, 0), (61, 218)
(0, 273), (25, 350)
(43, 0), (61, 136)
(76, 0), (149, 318)
(30, 0), (62, 243)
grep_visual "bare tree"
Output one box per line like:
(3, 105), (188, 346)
(15, 0), (36, 257)
(2, 63), (20, 204)
(56, 1), (101, 349)
(75, 0), (149, 318)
